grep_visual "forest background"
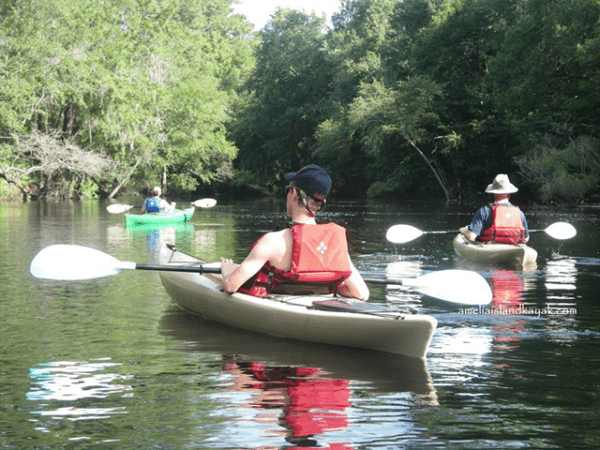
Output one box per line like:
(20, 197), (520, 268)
(1, 0), (599, 203)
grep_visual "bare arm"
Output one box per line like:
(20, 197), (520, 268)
(161, 199), (176, 212)
(336, 257), (370, 301)
(459, 226), (478, 241)
(522, 212), (530, 243)
(221, 255), (264, 294)
(221, 233), (284, 294)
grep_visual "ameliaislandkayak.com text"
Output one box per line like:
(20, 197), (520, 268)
(460, 305), (577, 317)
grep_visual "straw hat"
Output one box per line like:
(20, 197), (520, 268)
(485, 174), (518, 194)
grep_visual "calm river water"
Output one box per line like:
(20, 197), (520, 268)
(1, 196), (599, 449)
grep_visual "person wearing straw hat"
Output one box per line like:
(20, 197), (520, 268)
(221, 164), (369, 300)
(140, 186), (176, 214)
(459, 174), (530, 244)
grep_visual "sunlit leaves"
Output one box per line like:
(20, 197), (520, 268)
(231, 8), (331, 181)
(0, 0), (254, 196)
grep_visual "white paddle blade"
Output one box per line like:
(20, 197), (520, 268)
(386, 225), (424, 244)
(30, 245), (134, 281)
(403, 270), (492, 306)
(545, 222), (576, 240)
(192, 198), (217, 208)
(107, 204), (134, 214)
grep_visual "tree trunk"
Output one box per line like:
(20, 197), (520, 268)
(401, 132), (451, 201)
(161, 167), (167, 193)
(63, 101), (79, 137)
(108, 159), (140, 199)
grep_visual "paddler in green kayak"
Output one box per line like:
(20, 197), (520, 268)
(221, 165), (370, 300)
(140, 186), (176, 214)
(459, 174), (531, 244)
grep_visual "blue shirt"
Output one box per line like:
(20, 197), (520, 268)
(468, 203), (530, 238)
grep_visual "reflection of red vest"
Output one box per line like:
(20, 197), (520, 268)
(245, 362), (351, 438)
(238, 223), (353, 297)
(478, 204), (526, 244)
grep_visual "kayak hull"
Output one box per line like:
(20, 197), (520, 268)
(158, 245), (437, 358)
(125, 207), (194, 226)
(453, 234), (538, 269)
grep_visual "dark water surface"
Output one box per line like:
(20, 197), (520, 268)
(1, 197), (599, 449)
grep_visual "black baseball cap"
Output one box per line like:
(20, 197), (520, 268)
(285, 165), (332, 201)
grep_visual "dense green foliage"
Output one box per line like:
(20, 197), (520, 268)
(1, 0), (599, 202)
(232, 0), (600, 202)
(0, 0), (254, 198)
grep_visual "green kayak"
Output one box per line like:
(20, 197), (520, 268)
(125, 207), (195, 227)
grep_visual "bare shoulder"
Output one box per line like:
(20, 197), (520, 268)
(253, 228), (292, 270)
(255, 229), (289, 251)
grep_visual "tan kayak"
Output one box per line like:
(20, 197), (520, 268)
(158, 245), (437, 358)
(453, 234), (538, 269)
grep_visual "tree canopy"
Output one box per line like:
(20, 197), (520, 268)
(232, 0), (600, 202)
(1, 0), (254, 198)
(2, 0), (599, 203)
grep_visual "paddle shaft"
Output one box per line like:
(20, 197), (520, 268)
(135, 263), (221, 274)
(160, 245), (406, 284)
(421, 230), (457, 235)
(135, 265), (412, 284)
(137, 260), (473, 297)
(135, 264), (433, 290)
(363, 277), (407, 286)
(134, 265), (430, 306)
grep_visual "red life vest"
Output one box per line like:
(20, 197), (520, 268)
(478, 203), (526, 244)
(238, 223), (353, 297)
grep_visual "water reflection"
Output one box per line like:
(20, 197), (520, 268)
(106, 223), (195, 258)
(427, 270), (535, 383)
(223, 359), (352, 448)
(159, 309), (437, 447)
(193, 228), (219, 259)
(428, 325), (493, 379)
(489, 270), (528, 350)
(545, 256), (578, 291)
(27, 359), (131, 424)
(543, 256), (579, 344)
(381, 258), (425, 309)
(159, 310), (436, 397)
(385, 258), (424, 278)
(5, 199), (598, 449)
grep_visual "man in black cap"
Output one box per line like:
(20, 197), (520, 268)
(221, 165), (369, 300)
